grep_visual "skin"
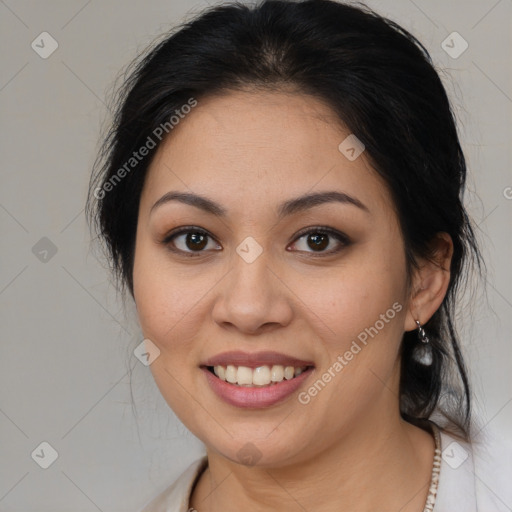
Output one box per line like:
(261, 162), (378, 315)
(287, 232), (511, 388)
(132, 89), (453, 512)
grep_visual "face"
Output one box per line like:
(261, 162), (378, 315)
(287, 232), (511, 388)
(132, 89), (414, 467)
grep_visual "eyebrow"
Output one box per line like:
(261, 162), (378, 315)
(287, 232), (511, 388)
(150, 190), (370, 218)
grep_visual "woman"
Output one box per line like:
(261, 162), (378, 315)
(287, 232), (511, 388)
(87, 1), (511, 510)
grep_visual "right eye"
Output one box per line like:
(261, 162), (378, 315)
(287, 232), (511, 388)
(161, 226), (222, 257)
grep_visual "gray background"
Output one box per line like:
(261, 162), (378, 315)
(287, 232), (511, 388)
(0, 0), (511, 510)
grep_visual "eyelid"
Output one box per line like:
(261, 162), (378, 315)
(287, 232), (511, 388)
(288, 225), (351, 254)
(160, 225), (351, 256)
(160, 225), (221, 257)
(161, 225), (213, 244)
(291, 225), (350, 242)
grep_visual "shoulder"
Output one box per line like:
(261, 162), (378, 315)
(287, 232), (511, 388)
(140, 456), (208, 512)
(435, 426), (512, 512)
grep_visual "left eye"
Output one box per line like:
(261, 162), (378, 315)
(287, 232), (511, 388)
(289, 228), (350, 254)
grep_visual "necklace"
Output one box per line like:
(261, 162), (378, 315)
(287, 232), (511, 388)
(422, 421), (442, 512)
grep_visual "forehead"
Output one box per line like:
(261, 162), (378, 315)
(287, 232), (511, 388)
(141, 89), (393, 218)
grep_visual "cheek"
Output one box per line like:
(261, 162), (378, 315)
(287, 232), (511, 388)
(302, 249), (407, 342)
(132, 241), (225, 376)
(134, 275), (201, 350)
(132, 240), (196, 347)
(301, 273), (406, 433)
(299, 244), (408, 410)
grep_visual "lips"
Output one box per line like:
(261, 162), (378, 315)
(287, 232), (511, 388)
(199, 350), (316, 408)
(202, 365), (315, 408)
(201, 350), (315, 369)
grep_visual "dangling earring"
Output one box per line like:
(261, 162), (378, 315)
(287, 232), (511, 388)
(412, 319), (433, 366)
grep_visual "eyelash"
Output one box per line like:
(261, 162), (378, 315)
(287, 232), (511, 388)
(160, 225), (351, 258)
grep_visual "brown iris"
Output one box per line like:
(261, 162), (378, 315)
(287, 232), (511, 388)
(307, 233), (329, 251)
(186, 232), (208, 251)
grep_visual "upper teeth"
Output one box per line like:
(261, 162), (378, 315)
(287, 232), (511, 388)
(213, 365), (307, 386)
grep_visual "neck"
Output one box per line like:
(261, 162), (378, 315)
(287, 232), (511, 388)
(190, 409), (435, 512)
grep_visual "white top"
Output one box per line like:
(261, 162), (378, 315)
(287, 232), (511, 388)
(140, 429), (512, 511)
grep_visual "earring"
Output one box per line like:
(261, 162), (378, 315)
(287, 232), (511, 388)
(412, 319), (433, 366)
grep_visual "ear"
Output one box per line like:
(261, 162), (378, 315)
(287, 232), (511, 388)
(404, 232), (453, 332)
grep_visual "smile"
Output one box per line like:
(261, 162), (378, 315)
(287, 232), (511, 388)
(201, 365), (315, 408)
(209, 364), (310, 387)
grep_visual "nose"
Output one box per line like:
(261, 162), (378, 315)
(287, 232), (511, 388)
(211, 249), (294, 335)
